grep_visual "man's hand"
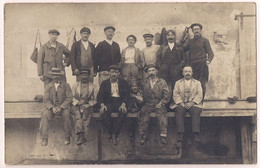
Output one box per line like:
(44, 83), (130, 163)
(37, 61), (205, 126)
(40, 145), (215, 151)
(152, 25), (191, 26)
(100, 103), (107, 115)
(119, 103), (127, 114)
(206, 61), (210, 65)
(80, 104), (90, 113)
(74, 69), (80, 75)
(155, 103), (162, 109)
(130, 108), (138, 113)
(185, 102), (195, 110)
(78, 99), (85, 106)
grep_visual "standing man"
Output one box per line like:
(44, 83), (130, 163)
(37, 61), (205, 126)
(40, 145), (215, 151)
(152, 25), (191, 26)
(37, 29), (70, 87)
(120, 35), (145, 85)
(156, 29), (185, 89)
(70, 27), (96, 82)
(183, 23), (214, 99)
(95, 26), (121, 85)
(97, 65), (130, 145)
(71, 68), (98, 145)
(170, 65), (203, 144)
(138, 64), (170, 145)
(39, 67), (73, 146)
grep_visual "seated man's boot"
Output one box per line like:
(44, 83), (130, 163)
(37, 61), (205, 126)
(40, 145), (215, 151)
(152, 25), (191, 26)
(160, 136), (167, 145)
(108, 133), (113, 143)
(76, 133), (86, 145)
(41, 138), (48, 146)
(113, 134), (120, 145)
(177, 133), (184, 142)
(64, 137), (70, 145)
(193, 132), (200, 142)
(139, 135), (147, 145)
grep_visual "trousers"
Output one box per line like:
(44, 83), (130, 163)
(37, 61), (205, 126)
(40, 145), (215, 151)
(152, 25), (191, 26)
(39, 108), (72, 138)
(72, 106), (93, 135)
(174, 105), (202, 133)
(138, 103), (168, 137)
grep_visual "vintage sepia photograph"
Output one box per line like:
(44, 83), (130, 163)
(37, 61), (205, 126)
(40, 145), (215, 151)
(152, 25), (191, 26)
(3, 2), (257, 165)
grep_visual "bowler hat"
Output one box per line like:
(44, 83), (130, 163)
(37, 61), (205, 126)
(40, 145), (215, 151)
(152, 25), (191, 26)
(108, 65), (120, 71)
(143, 33), (154, 38)
(80, 27), (91, 34)
(48, 29), (60, 35)
(144, 64), (158, 73)
(48, 67), (65, 76)
(104, 26), (116, 31)
(190, 23), (203, 30)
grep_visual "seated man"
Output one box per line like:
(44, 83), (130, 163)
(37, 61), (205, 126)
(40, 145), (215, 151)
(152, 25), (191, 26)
(138, 64), (170, 145)
(97, 65), (130, 145)
(40, 67), (73, 146)
(127, 78), (144, 142)
(71, 68), (98, 145)
(170, 65), (203, 144)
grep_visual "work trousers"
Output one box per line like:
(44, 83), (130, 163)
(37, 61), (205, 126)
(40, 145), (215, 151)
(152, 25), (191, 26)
(138, 103), (168, 137)
(72, 106), (93, 135)
(190, 61), (209, 99)
(174, 105), (202, 133)
(102, 98), (127, 135)
(39, 108), (72, 138)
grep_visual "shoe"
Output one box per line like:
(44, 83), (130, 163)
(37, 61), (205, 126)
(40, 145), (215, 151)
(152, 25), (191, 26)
(41, 138), (48, 146)
(160, 136), (167, 145)
(64, 137), (70, 145)
(177, 133), (184, 142)
(113, 134), (120, 145)
(76, 133), (86, 145)
(193, 133), (200, 142)
(108, 134), (113, 143)
(139, 135), (147, 145)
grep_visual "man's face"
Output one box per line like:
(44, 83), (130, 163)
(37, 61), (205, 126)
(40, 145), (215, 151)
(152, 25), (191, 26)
(80, 73), (89, 83)
(127, 37), (136, 47)
(183, 67), (193, 79)
(49, 33), (58, 42)
(144, 37), (153, 47)
(192, 26), (202, 36)
(53, 75), (62, 83)
(166, 32), (176, 43)
(81, 32), (90, 41)
(131, 84), (138, 93)
(147, 67), (157, 79)
(105, 29), (115, 40)
(110, 69), (119, 80)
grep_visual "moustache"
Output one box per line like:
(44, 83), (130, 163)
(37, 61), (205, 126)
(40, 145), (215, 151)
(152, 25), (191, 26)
(168, 38), (175, 40)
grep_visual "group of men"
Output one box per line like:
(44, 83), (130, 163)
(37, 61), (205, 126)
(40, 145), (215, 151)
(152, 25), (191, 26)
(37, 23), (214, 147)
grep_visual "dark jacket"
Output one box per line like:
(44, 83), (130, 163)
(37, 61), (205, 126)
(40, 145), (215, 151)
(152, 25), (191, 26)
(70, 40), (96, 75)
(97, 78), (130, 106)
(95, 40), (121, 72)
(43, 81), (73, 110)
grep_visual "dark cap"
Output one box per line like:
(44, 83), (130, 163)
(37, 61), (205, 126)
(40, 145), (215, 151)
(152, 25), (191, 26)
(80, 27), (91, 34)
(143, 33), (154, 38)
(126, 34), (137, 42)
(166, 29), (176, 35)
(190, 23), (203, 30)
(104, 26), (116, 32)
(48, 67), (64, 76)
(48, 29), (60, 35)
(80, 68), (91, 75)
(144, 64), (158, 73)
(108, 65), (120, 71)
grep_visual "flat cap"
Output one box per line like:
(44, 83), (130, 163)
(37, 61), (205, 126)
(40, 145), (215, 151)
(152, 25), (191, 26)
(144, 64), (158, 73)
(80, 27), (91, 34)
(190, 23), (203, 30)
(104, 26), (116, 31)
(126, 34), (137, 42)
(143, 33), (154, 38)
(108, 65), (120, 71)
(48, 29), (60, 35)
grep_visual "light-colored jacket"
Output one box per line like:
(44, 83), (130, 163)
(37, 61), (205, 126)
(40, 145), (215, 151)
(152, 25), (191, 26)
(170, 78), (203, 109)
(72, 81), (98, 107)
(120, 47), (145, 69)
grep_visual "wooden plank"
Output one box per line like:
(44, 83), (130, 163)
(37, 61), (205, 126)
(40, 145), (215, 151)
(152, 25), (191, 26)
(240, 118), (252, 164)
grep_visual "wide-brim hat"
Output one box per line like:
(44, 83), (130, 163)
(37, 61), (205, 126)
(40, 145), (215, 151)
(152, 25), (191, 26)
(104, 26), (116, 32)
(48, 29), (60, 35)
(144, 64), (158, 73)
(190, 23), (203, 30)
(48, 67), (65, 76)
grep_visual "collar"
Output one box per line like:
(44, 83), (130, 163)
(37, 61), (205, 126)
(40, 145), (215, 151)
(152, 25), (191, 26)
(194, 35), (202, 40)
(47, 41), (60, 49)
(110, 78), (119, 84)
(81, 40), (89, 44)
(168, 42), (175, 49)
(105, 39), (113, 45)
(53, 81), (64, 88)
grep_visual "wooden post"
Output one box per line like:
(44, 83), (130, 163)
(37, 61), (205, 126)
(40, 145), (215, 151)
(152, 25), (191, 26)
(240, 117), (252, 164)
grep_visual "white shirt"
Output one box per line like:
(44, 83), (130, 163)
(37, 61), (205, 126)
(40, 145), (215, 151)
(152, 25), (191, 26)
(124, 47), (135, 64)
(54, 83), (60, 91)
(49, 41), (56, 48)
(149, 77), (158, 89)
(106, 39), (113, 45)
(81, 40), (89, 50)
(111, 80), (120, 97)
(168, 42), (175, 50)
(184, 79), (192, 103)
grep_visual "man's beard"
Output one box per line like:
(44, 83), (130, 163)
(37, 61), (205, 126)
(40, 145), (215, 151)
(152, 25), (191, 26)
(149, 74), (155, 78)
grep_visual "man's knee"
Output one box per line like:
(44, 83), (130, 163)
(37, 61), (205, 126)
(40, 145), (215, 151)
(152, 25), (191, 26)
(42, 109), (52, 119)
(62, 108), (71, 119)
(174, 105), (186, 114)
